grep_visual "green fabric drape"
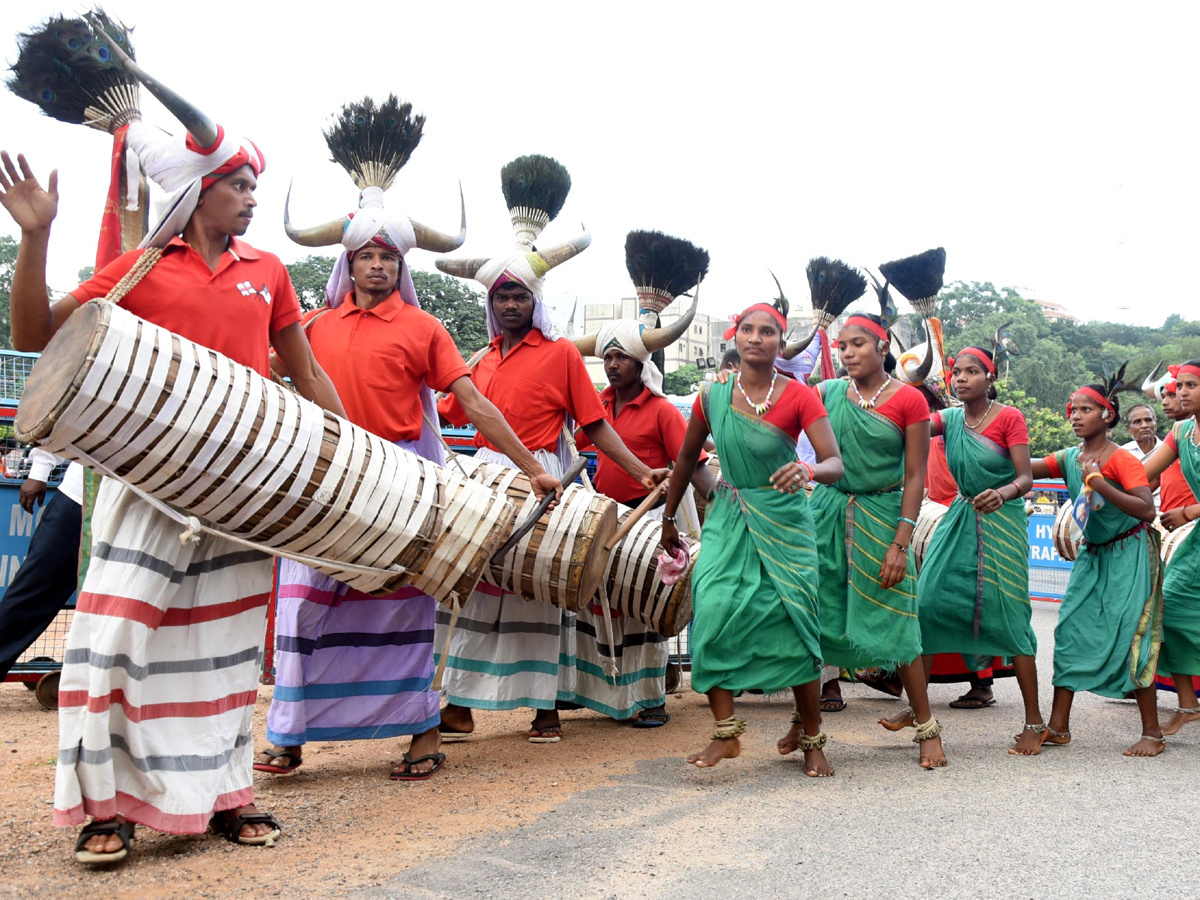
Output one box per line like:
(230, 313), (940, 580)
(1160, 420), (1200, 676)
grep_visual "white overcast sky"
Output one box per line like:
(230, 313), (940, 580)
(3, 1), (1198, 328)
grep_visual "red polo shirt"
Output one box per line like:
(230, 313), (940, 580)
(70, 235), (301, 377)
(1162, 427), (1199, 512)
(576, 386), (708, 503)
(438, 329), (606, 453)
(302, 291), (470, 442)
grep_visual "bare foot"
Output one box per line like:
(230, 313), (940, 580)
(1123, 735), (1166, 757)
(919, 735), (947, 768)
(1009, 725), (1048, 756)
(392, 727), (442, 776)
(439, 703), (475, 736)
(777, 721), (802, 755)
(804, 747), (834, 777)
(1161, 707), (1200, 736)
(1043, 725), (1071, 745)
(688, 736), (741, 768)
(879, 707), (915, 732)
(81, 817), (130, 855)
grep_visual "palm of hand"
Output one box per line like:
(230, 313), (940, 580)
(2, 178), (57, 230)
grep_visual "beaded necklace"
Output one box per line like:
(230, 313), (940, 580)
(736, 370), (779, 416)
(850, 375), (891, 410)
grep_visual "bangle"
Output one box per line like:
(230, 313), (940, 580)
(799, 460), (814, 483)
(1084, 472), (1103, 487)
(663, 514), (677, 524)
(898, 516), (917, 528)
(891, 542), (909, 553)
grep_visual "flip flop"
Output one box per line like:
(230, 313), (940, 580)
(74, 819), (134, 865)
(856, 669), (904, 698)
(390, 752), (446, 781)
(632, 711), (671, 729)
(438, 730), (471, 743)
(949, 696), (996, 710)
(529, 721), (563, 743)
(210, 810), (281, 846)
(253, 746), (302, 774)
(820, 698), (848, 712)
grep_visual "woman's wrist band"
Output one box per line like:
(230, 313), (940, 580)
(891, 541), (909, 553)
(898, 516), (917, 529)
(1084, 472), (1103, 487)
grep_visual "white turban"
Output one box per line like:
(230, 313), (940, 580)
(596, 320), (665, 397)
(125, 122), (265, 249)
(475, 251), (559, 342)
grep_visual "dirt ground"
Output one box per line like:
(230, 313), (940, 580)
(0, 679), (728, 899)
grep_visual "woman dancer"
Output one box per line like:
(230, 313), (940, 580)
(1143, 360), (1200, 735)
(911, 346), (1043, 754)
(1030, 375), (1163, 756)
(809, 312), (947, 768)
(661, 302), (843, 775)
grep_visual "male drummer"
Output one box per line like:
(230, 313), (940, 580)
(259, 208), (561, 781)
(0, 72), (344, 861)
(436, 269), (666, 743)
(575, 323), (714, 726)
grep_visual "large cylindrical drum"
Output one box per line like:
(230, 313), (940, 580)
(912, 499), (950, 572)
(1052, 501), (1081, 563)
(454, 455), (617, 610)
(15, 302), (515, 599)
(1160, 519), (1196, 565)
(601, 506), (698, 637)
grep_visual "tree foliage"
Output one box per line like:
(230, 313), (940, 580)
(663, 364), (703, 396)
(0, 235), (15, 350)
(285, 255), (336, 312)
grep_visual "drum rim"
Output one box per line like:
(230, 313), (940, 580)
(574, 501), (618, 612)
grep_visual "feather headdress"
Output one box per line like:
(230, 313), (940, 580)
(7, 9), (139, 133)
(775, 257), (866, 361)
(323, 95), (425, 192)
(501, 154), (572, 246)
(624, 230), (709, 321)
(991, 320), (1021, 369)
(879, 247), (946, 317)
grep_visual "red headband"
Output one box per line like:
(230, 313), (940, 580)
(1065, 386), (1116, 420)
(1179, 364), (1200, 381)
(724, 303), (787, 340)
(187, 125), (267, 191)
(952, 347), (996, 376)
(840, 315), (888, 343)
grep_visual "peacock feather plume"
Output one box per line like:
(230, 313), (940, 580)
(624, 230), (709, 317)
(879, 247), (946, 317)
(324, 94), (425, 191)
(500, 154), (572, 245)
(7, 8), (139, 133)
(806, 257), (867, 330)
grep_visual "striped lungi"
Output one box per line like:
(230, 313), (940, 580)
(435, 448), (576, 710)
(53, 479), (273, 834)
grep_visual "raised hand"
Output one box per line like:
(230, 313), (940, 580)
(0, 152), (59, 233)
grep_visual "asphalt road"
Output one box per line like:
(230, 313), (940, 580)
(356, 603), (1200, 900)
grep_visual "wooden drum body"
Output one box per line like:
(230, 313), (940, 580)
(1052, 501), (1081, 563)
(603, 506), (698, 637)
(454, 455), (617, 611)
(912, 499), (949, 573)
(1159, 519), (1196, 565)
(15, 302), (515, 600)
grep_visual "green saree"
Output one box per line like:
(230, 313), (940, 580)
(1052, 447), (1162, 698)
(1160, 420), (1200, 676)
(689, 379), (823, 694)
(809, 380), (921, 670)
(918, 408), (1035, 662)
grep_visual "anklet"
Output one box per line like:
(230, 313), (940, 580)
(1140, 734), (1167, 744)
(898, 705), (914, 718)
(797, 731), (829, 752)
(790, 710), (803, 724)
(1173, 707), (1200, 716)
(912, 717), (944, 743)
(712, 716), (746, 740)
(1047, 727), (1070, 740)
(1021, 723), (1047, 734)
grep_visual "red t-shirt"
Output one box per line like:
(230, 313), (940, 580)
(303, 292), (470, 442)
(926, 436), (959, 505)
(577, 386), (708, 503)
(933, 404), (1029, 449)
(1162, 428), (1199, 511)
(438, 329), (606, 453)
(693, 377), (827, 443)
(70, 236), (301, 378)
(1043, 446), (1150, 490)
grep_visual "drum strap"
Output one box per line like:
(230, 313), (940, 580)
(103, 247), (164, 305)
(595, 581), (620, 681)
(559, 423), (595, 491)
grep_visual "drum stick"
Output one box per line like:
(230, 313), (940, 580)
(489, 455), (588, 565)
(604, 480), (667, 550)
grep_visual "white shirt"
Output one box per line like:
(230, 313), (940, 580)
(1121, 437), (1162, 510)
(26, 449), (83, 506)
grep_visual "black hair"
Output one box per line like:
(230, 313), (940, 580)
(1183, 358), (1200, 369)
(956, 346), (998, 400)
(720, 348), (741, 370)
(1080, 383), (1121, 422)
(840, 312), (896, 373)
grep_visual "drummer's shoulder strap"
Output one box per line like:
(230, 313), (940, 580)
(103, 247), (164, 306)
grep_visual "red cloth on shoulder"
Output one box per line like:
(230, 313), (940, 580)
(926, 436), (958, 505)
(692, 378), (827, 442)
(874, 383), (930, 430)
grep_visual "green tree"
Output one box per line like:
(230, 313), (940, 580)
(410, 270), (489, 357)
(663, 364), (703, 396)
(77, 265), (94, 283)
(994, 382), (1075, 458)
(285, 254), (336, 312)
(0, 235), (16, 350)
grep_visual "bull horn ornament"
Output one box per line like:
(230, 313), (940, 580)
(285, 182), (467, 253)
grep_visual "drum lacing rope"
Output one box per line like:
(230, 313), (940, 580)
(595, 581), (620, 681)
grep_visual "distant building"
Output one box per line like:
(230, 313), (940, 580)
(1036, 299), (1079, 324)
(581, 297), (717, 385)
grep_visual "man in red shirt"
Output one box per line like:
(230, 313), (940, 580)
(260, 206), (560, 781)
(0, 63), (342, 862)
(574, 321), (714, 726)
(436, 171), (665, 741)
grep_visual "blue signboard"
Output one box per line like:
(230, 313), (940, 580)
(1028, 513), (1072, 570)
(0, 482), (53, 592)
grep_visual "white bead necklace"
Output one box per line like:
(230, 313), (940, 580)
(850, 375), (891, 410)
(736, 370), (779, 415)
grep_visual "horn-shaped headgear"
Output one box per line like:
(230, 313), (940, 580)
(779, 258), (868, 360)
(622, 230), (710, 327)
(1142, 361), (1178, 401)
(574, 279), (702, 358)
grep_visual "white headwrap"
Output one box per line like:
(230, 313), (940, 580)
(595, 320), (665, 397)
(320, 188), (444, 464)
(125, 121), (265, 249)
(474, 251), (559, 341)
